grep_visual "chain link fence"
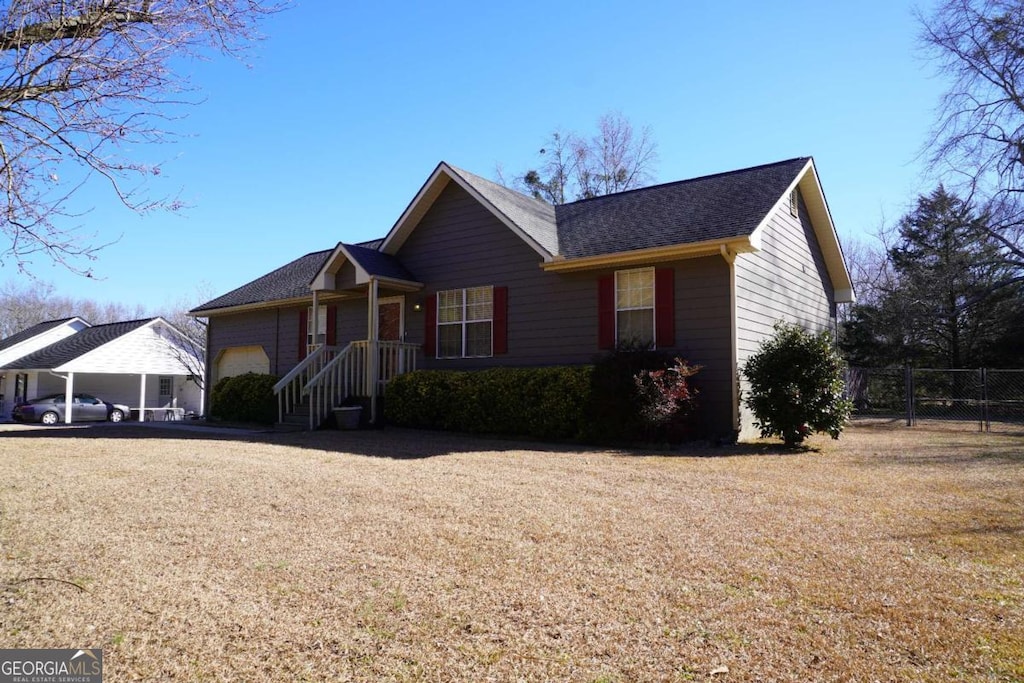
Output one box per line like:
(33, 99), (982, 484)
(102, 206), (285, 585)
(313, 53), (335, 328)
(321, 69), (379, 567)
(846, 367), (1024, 434)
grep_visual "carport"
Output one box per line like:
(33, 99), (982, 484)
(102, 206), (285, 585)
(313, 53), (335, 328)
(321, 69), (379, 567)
(0, 318), (204, 423)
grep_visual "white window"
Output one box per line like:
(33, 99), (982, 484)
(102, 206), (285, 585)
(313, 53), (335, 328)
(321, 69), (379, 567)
(437, 286), (493, 358)
(616, 267), (654, 347)
(307, 305), (328, 352)
(789, 188), (799, 217)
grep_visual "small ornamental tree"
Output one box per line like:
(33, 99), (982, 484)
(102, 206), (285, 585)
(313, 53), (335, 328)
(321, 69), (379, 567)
(633, 358), (701, 439)
(742, 322), (853, 446)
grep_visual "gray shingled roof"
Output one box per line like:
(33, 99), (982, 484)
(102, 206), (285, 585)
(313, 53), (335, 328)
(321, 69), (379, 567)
(196, 158), (811, 312)
(191, 249), (333, 313)
(344, 244), (417, 282)
(447, 165), (559, 255)
(4, 319), (152, 370)
(0, 318), (79, 354)
(554, 157), (810, 258)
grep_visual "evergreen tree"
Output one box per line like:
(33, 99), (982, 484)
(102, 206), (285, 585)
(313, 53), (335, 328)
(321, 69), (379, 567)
(842, 187), (1024, 368)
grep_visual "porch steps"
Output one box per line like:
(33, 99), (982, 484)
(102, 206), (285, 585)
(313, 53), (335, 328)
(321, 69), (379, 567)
(277, 401), (311, 430)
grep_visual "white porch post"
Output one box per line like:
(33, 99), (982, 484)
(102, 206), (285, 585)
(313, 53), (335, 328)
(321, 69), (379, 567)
(311, 289), (320, 353)
(138, 374), (147, 422)
(199, 379), (205, 418)
(368, 277), (379, 423)
(64, 372), (74, 424)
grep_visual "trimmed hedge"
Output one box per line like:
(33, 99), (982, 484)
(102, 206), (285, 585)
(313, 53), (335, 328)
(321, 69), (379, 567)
(385, 366), (594, 441)
(385, 353), (703, 443)
(210, 372), (279, 425)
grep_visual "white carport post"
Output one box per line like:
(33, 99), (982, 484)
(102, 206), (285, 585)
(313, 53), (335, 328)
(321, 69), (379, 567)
(64, 372), (74, 424)
(198, 378), (205, 418)
(367, 277), (379, 424)
(138, 374), (147, 422)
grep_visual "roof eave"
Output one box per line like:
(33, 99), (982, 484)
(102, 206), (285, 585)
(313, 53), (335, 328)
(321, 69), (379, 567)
(749, 158), (854, 303)
(541, 237), (757, 273)
(370, 275), (424, 292)
(310, 242), (366, 291)
(189, 295), (317, 318)
(310, 243), (424, 292)
(379, 162), (554, 262)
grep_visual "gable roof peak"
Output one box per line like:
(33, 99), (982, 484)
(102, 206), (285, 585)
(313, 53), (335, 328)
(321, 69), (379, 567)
(380, 160), (559, 259)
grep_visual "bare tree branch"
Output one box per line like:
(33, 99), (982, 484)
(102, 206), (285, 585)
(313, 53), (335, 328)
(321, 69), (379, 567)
(502, 112), (658, 204)
(920, 0), (1024, 275)
(0, 0), (283, 276)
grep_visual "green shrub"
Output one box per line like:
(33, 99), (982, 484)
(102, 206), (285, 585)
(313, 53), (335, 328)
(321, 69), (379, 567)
(386, 366), (595, 441)
(742, 322), (853, 446)
(210, 372), (279, 425)
(386, 354), (704, 444)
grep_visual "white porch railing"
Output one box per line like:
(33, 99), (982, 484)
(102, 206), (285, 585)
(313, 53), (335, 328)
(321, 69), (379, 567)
(304, 342), (365, 430)
(279, 340), (419, 430)
(273, 345), (339, 424)
(357, 340), (419, 394)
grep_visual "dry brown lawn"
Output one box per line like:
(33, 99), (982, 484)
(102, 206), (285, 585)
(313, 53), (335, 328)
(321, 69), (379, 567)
(0, 422), (1021, 682)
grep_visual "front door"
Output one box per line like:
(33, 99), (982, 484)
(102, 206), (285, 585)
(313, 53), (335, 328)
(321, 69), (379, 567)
(377, 298), (403, 341)
(376, 298), (405, 381)
(158, 376), (174, 407)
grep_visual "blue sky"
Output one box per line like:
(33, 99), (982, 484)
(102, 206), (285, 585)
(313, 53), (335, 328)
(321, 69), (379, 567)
(12, 0), (945, 312)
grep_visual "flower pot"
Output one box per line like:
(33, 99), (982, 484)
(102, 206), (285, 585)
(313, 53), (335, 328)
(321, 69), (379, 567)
(333, 406), (362, 430)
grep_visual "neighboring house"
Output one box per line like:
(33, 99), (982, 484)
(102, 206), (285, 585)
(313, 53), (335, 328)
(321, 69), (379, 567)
(0, 317), (204, 422)
(192, 157), (853, 438)
(0, 317), (91, 412)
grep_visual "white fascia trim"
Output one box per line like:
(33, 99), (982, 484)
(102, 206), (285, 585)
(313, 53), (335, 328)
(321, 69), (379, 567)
(444, 165), (553, 262)
(310, 242), (368, 291)
(379, 162), (553, 262)
(0, 318), (90, 367)
(748, 158), (854, 297)
(835, 288), (856, 304)
(310, 243), (423, 291)
(188, 296), (314, 318)
(542, 236), (755, 273)
(748, 158), (813, 249)
(379, 163), (449, 255)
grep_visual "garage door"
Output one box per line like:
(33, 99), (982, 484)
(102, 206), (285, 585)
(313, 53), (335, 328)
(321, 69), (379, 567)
(214, 346), (270, 383)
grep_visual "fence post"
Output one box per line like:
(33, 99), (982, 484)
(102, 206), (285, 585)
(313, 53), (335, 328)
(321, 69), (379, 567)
(981, 367), (989, 433)
(909, 366), (917, 423)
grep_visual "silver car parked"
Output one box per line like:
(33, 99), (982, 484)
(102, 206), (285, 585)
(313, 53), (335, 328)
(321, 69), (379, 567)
(12, 393), (130, 425)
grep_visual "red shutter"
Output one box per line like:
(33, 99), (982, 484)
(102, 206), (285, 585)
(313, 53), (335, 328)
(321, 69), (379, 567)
(326, 305), (337, 346)
(424, 293), (437, 357)
(297, 308), (308, 361)
(597, 274), (615, 350)
(493, 286), (508, 355)
(655, 267), (675, 348)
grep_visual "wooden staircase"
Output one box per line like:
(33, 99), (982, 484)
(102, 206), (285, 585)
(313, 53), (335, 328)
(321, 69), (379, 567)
(273, 341), (418, 430)
(277, 399), (311, 430)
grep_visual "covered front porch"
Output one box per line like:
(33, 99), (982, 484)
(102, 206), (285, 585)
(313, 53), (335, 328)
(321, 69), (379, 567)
(273, 242), (423, 430)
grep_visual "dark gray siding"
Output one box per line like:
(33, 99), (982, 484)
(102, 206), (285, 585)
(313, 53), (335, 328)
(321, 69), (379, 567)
(668, 256), (733, 435)
(396, 182), (734, 434)
(734, 190), (837, 437)
(207, 306), (306, 379)
(335, 297), (368, 344)
(335, 262), (358, 290)
(396, 182), (597, 367)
